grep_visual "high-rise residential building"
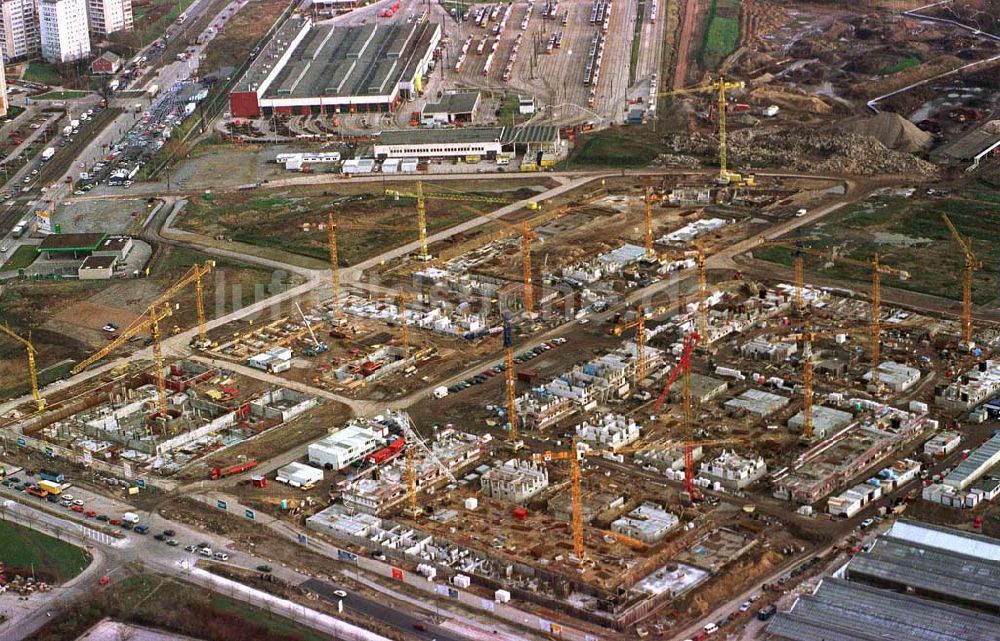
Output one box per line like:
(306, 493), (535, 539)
(38, 0), (91, 62)
(87, 0), (132, 37)
(0, 63), (7, 118)
(0, 0), (40, 61)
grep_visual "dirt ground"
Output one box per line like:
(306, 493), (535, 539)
(0, 245), (287, 407)
(177, 400), (352, 481)
(199, 0), (289, 79)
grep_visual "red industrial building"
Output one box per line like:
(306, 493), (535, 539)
(228, 16), (440, 119)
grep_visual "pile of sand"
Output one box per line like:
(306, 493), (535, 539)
(836, 112), (932, 153)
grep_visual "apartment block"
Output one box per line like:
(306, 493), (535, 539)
(39, 0), (91, 62)
(87, 0), (132, 36)
(0, 0), (40, 61)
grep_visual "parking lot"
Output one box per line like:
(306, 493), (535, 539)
(443, 335), (567, 396)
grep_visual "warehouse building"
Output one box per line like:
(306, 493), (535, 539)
(865, 360), (921, 393)
(228, 17), (441, 118)
(276, 461), (324, 489)
(766, 577), (1000, 641)
(725, 389), (789, 417)
(845, 520), (1000, 614)
(787, 405), (853, 439)
(420, 91), (481, 125)
(373, 124), (560, 161)
(942, 432), (1000, 491)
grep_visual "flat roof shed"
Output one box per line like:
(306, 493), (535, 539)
(38, 233), (108, 259)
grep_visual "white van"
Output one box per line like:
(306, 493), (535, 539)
(703, 622), (719, 635)
(122, 512), (140, 524)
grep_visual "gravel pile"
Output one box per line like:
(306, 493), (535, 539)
(661, 128), (939, 176)
(834, 112), (932, 153)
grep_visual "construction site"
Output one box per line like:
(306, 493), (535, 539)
(2, 0), (1000, 639)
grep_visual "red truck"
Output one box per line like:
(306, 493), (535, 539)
(209, 460), (259, 480)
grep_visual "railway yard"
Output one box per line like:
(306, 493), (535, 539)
(1, 0), (1000, 640)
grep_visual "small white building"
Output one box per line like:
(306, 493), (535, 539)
(925, 431), (961, 458)
(865, 361), (921, 393)
(78, 255), (116, 280)
(828, 482), (883, 518)
(698, 450), (767, 489)
(276, 461), (324, 489)
(308, 424), (382, 470)
(574, 414), (641, 450)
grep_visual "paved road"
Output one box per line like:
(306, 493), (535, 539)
(0, 487), (442, 641)
(0, 507), (110, 641)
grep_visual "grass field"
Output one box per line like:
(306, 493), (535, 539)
(22, 63), (61, 86)
(881, 56), (921, 75)
(25, 574), (330, 641)
(32, 90), (89, 101)
(752, 193), (1000, 305)
(178, 182), (535, 265)
(0, 520), (91, 582)
(700, 0), (740, 70)
(565, 125), (662, 167)
(1, 245), (38, 271)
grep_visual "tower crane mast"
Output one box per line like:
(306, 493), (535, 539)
(503, 322), (524, 451)
(613, 305), (648, 385)
(531, 435), (744, 561)
(941, 213), (981, 345)
(0, 324), (44, 411)
(652, 77), (748, 184)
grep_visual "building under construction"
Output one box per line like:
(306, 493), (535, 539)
(27, 360), (317, 474)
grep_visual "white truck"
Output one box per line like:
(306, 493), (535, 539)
(41, 147), (55, 162)
(433, 386), (448, 399)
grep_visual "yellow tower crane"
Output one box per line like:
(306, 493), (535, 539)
(396, 291), (412, 359)
(72, 304), (173, 416)
(613, 304), (648, 386)
(314, 216), (414, 317)
(404, 443), (421, 518)
(785, 323), (872, 440)
(653, 77), (749, 185)
(644, 187), (656, 259)
(0, 324), (44, 411)
(941, 213), (981, 346)
(531, 436), (745, 561)
(755, 239), (909, 388)
(326, 212), (341, 318)
(502, 321), (524, 451)
(695, 243), (708, 339)
(384, 182), (527, 261)
(142, 261), (214, 346)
